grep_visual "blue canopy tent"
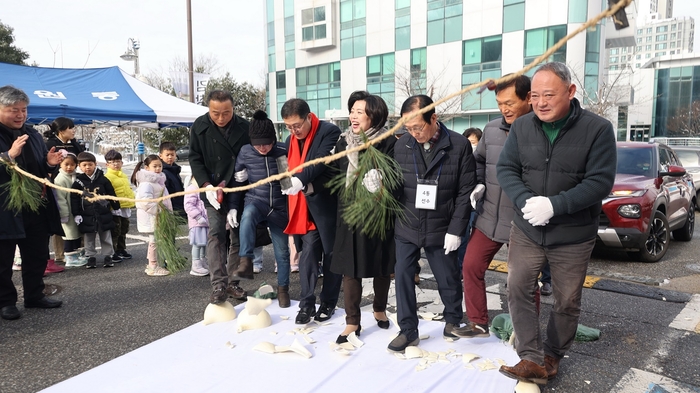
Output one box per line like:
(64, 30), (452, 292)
(0, 63), (207, 128)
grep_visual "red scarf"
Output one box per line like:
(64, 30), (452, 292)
(284, 113), (320, 235)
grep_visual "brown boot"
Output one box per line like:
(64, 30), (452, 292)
(544, 355), (560, 380)
(499, 359), (548, 385)
(232, 256), (254, 280)
(278, 285), (290, 308)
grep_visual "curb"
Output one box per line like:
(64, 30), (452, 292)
(487, 260), (693, 304)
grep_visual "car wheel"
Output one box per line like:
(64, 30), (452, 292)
(672, 200), (695, 241)
(629, 210), (669, 263)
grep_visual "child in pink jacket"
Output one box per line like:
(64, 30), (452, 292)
(184, 178), (209, 276)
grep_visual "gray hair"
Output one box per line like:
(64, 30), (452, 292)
(534, 62), (572, 86)
(0, 85), (30, 107)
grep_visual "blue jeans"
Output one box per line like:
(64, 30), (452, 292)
(239, 204), (290, 287)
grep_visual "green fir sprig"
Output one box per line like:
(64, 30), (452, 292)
(155, 203), (188, 273)
(0, 161), (45, 213)
(328, 134), (405, 240)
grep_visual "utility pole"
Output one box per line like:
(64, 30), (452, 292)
(187, 0), (195, 103)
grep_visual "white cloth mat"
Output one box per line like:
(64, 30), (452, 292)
(41, 300), (519, 392)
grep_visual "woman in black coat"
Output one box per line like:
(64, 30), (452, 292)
(331, 91), (397, 343)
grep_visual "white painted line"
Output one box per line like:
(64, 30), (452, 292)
(609, 368), (700, 393)
(669, 294), (700, 333)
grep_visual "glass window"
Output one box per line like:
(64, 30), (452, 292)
(302, 9), (314, 25)
(656, 34), (667, 41)
(656, 25), (668, 32)
(646, 44), (652, 50)
(611, 57), (618, 63)
(427, 0), (462, 44)
(396, 26), (410, 50)
(315, 24), (326, 39)
(568, 0), (587, 23)
(646, 36), (652, 42)
(341, 0), (367, 59)
(655, 43), (667, 50)
(276, 71), (286, 89)
(396, 0), (410, 8)
(671, 24), (677, 31)
(314, 7), (326, 22)
(504, 2), (525, 33)
(524, 25), (567, 65)
(610, 48), (619, 54)
(302, 27), (314, 41)
(646, 28), (652, 33)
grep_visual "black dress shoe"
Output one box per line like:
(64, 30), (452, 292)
(1, 305), (20, 320)
(24, 297), (62, 309)
(226, 285), (247, 300)
(314, 303), (335, 322)
(210, 287), (227, 304)
(376, 318), (390, 329)
(295, 307), (316, 324)
(336, 325), (362, 344)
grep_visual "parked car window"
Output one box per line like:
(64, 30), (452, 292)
(675, 150), (700, 167)
(658, 148), (672, 171)
(617, 147), (652, 176)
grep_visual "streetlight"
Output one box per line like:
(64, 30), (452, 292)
(120, 38), (140, 76)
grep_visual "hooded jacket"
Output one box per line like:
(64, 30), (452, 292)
(70, 168), (120, 233)
(135, 169), (172, 234)
(104, 168), (135, 209)
(230, 143), (288, 229)
(497, 98), (617, 246)
(54, 169), (80, 240)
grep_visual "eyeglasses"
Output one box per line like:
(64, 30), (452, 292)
(402, 122), (427, 134)
(285, 117), (307, 132)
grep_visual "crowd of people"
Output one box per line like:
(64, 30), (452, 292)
(0, 61), (617, 387)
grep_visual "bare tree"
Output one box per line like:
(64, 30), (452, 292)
(169, 54), (221, 75)
(666, 101), (700, 137)
(141, 69), (175, 95)
(393, 64), (462, 120)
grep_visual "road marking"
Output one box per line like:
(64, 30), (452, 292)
(488, 259), (604, 289)
(609, 368), (700, 393)
(669, 294), (700, 333)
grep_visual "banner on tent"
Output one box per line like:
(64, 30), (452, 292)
(171, 71), (210, 105)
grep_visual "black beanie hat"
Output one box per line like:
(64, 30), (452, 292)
(249, 110), (277, 145)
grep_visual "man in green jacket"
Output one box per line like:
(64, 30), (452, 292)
(189, 90), (251, 304)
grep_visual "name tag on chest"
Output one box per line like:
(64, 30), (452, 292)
(415, 182), (438, 210)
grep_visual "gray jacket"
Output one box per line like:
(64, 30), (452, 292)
(473, 117), (514, 244)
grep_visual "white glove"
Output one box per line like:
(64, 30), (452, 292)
(197, 216), (207, 226)
(74, 215), (83, 225)
(282, 176), (304, 196)
(362, 169), (383, 193)
(470, 184), (486, 209)
(226, 209), (238, 228)
(443, 233), (461, 255)
(234, 169), (248, 182)
(522, 196), (554, 226)
(205, 184), (220, 210)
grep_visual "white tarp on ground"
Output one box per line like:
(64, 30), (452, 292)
(40, 301), (519, 393)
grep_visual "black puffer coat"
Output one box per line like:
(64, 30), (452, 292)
(162, 162), (185, 217)
(70, 168), (120, 233)
(393, 123), (476, 247)
(229, 143), (288, 229)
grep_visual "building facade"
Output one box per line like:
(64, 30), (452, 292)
(264, 0), (606, 136)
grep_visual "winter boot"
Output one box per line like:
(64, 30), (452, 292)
(278, 285), (290, 308)
(232, 256), (254, 280)
(64, 251), (80, 267)
(190, 259), (210, 276)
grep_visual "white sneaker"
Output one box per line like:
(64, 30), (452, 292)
(253, 265), (262, 274)
(190, 259), (210, 276)
(145, 265), (170, 276)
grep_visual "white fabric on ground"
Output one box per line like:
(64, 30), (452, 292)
(41, 301), (519, 393)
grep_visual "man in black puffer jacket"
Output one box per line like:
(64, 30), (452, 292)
(388, 95), (476, 353)
(497, 62), (617, 386)
(71, 152), (120, 268)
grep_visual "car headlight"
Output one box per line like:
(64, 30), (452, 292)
(610, 190), (646, 197)
(618, 204), (642, 218)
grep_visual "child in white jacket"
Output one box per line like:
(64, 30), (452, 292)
(53, 154), (84, 266)
(131, 155), (172, 277)
(184, 178), (209, 276)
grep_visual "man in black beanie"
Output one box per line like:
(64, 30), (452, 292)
(226, 110), (292, 308)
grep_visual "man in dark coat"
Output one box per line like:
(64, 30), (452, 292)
(189, 90), (250, 304)
(497, 62), (616, 385)
(389, 94), (476, 353)
(280, 98), (342, 325)
(0, 86), (65, 320)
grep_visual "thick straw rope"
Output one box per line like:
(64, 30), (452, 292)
(0, 0), (631, 205)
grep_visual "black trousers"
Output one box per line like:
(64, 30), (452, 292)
(343, 275), (390, 326)
(297, 230), (342, 310)
(0, 211), (50, 307)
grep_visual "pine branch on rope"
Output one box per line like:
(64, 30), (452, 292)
(0, 160), (45, 213)
(328, 136), (405, 240)
(154, 204), (188, 273)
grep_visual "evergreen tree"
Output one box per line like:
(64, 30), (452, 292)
(0, 21), (29, 65)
